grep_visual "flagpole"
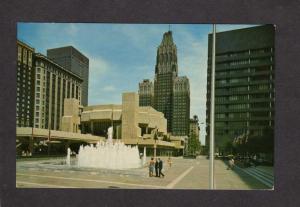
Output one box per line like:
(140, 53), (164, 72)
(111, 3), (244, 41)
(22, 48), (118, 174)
(209, 24), (216, 189)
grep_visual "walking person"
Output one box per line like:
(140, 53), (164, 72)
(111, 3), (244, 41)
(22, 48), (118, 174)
(227, 157), (235, 170)
(155, 158), (159, 177)
(167, 156), (172, 168)
(148, 157), (155, 177)
(158, 158), (165, 178)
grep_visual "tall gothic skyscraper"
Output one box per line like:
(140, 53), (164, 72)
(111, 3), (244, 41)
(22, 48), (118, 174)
(139, 31), (190, 136)
(154, 31), (179, 132)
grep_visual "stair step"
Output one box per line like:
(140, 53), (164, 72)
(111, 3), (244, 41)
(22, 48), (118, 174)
(247, 168), (274, 181)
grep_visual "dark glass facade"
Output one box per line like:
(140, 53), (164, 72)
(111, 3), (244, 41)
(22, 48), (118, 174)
(206, 25), (275, 150)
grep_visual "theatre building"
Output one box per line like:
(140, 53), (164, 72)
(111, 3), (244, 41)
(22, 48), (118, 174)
(77, 92), (185, 156)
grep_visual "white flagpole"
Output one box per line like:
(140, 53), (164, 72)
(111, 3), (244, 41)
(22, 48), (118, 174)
(209, 24), (216, 189)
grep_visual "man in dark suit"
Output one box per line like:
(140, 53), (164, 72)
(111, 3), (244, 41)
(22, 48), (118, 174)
(155, 158), (159, 177)
(158, 158), (165, 178)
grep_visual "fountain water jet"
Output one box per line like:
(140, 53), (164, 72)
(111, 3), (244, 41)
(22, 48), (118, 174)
(66, 148), (71, 166)
(76, 126), (143, 169)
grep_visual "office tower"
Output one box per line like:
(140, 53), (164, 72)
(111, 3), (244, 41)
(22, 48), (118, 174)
(33, 53), (83, 130)
(47, 46), (89, 106)
(190, 115), (200, 141)
(172, 76), (190, 136)
(138, 31), (190, 136)
(206, 25), (275, 150)
(17, 41), (35, 127)
(153, 31), (178, 132)
(138, 79), (154, 107)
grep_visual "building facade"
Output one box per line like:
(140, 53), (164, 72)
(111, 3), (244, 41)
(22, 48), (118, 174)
(172, 76), (190, 136)
(138, 79), (154, 107)
(17, 41), (35, 127)
(78, 92), (184, 156)
(139, 31), (190, 136)
(47, 46), (89, 106)
(33, 53), (83, 130)
(190, 115), (200, 140)
(206, 25), (275, 150)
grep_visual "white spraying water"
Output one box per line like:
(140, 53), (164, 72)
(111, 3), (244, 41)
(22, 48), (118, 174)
(142, 147), (146, 166)
(76, 126), (143, 169)
(66, 148), (71, 166)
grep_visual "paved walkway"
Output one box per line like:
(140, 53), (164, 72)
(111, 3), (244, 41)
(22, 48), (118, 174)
(16, 156), (271, 189)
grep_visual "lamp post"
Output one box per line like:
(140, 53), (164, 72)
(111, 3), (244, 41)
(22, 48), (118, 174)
(154, 127), (158, 158)
(209, 24), (216, 189)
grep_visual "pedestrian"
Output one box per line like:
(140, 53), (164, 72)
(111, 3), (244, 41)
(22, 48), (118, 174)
(158, 158), (165, 178)
(230, 158), (235, 169)
(227, 158), (234, 170)
(149, 157), (155, 177)
(167, 156), (172, 168)
(155, 158), (159, 177)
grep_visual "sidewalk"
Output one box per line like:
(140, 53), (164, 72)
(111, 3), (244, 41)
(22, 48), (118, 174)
(16, 156), (271, 189)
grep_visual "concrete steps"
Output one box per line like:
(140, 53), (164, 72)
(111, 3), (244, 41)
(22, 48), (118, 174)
(236, 166), (274, 188)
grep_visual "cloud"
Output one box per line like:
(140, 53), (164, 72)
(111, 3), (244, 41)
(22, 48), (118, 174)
(102, 85), (116, 92)
(88, 55), (110, 77)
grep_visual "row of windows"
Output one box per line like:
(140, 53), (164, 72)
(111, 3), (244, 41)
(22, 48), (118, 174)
(216, 57), (272, 68)
(35, 64), (82, 84)
(17, 46), (33, 66)
(215, 66), (272, 77)
(216, 112), (270, 119)
(216, 48), (272, 59)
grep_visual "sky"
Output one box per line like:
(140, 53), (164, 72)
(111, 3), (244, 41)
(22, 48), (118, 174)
(17, 23), (256, 144)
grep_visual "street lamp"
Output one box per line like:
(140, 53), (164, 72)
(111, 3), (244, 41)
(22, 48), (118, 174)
(209, 24), (216, 189)
(154, 126), (158, 158)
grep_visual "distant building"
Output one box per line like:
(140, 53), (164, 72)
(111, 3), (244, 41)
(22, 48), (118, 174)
(172, 76), (190, 136)
(138, 79), (154, 107)
(47, 46), (89, 106)
(190, 115), (200, 141)
(206, 25), (275, 150)
(17, 41), (35, 127)
(33, 53), (83, 130)
(139, 31), (190, 136)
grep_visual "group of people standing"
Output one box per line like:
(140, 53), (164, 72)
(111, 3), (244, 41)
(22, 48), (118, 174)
(148, 157), (165, 178)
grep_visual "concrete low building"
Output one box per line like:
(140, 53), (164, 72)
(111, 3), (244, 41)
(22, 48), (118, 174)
(78, 92), (184, 156)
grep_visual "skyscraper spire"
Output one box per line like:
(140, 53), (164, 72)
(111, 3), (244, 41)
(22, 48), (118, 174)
(157, 31), (177, 75)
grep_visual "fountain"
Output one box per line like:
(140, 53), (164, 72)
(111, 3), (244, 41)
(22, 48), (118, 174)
(76, 126), (143, 169)
(142, 147), (146, 166)
(66, 147), (71, 166)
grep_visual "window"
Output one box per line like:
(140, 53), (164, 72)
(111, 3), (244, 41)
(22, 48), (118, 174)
(23, 49), (27, 64)
(28, 52), (32, 66)
(18, 46), (22, 61)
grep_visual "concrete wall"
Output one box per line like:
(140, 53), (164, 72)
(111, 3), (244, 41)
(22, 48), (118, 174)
(121, 92), (141, 140)
(61, 98), (80, 133)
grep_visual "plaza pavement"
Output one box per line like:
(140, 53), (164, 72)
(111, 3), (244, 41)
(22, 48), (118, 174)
(16, 156), (270, 189)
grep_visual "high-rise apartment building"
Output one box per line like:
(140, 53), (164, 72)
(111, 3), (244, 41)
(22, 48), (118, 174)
(139, 31), (190, 136)
(138, 79), (154, 107)
(17, 41), (35, 127)
(47, 46), (89, 106)
(206, 25), (275, 150)
(33, 53), (83, 130)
